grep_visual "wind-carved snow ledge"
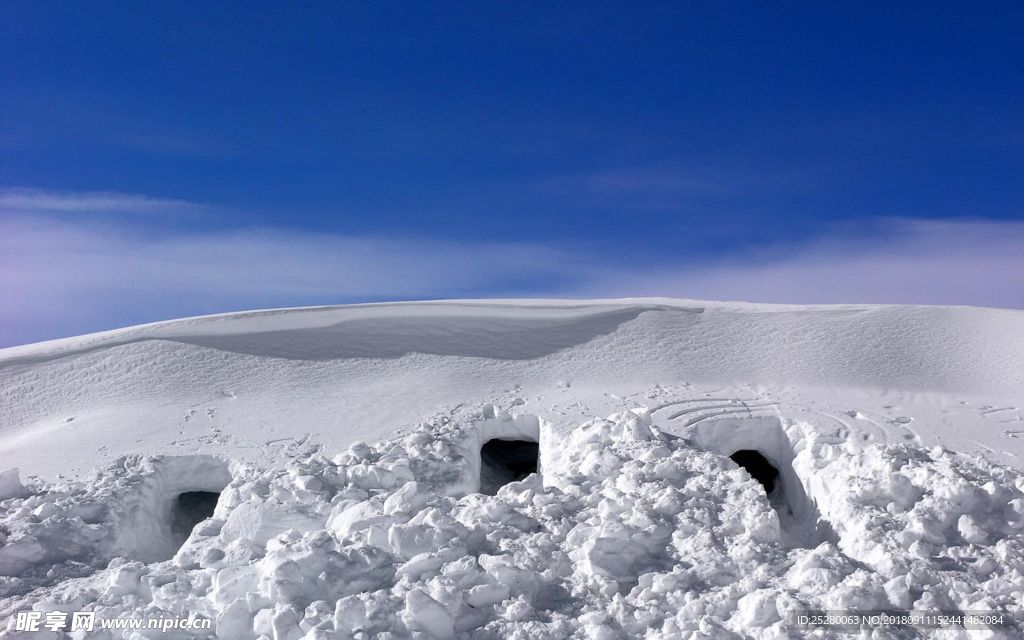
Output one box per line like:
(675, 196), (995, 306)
(2, 407), (1023, 638)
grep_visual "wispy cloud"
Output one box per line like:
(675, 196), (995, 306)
(0, 188), (208, 215)
(542, 165), (821, 212)
(1, 188), (1021, 347)
(0, 206), (590, 346)
(588, 218), (1024, 309)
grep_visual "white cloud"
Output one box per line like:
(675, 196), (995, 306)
(588, 218), (1024, 309)
(0, 188), (206, 215)
(1, 189), (1021, 346)
(0, 213), (590, 346)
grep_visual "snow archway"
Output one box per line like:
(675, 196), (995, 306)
(112, 455), (232, 562)
(689, 416), (834, 547)
(464, 411), (549, 495)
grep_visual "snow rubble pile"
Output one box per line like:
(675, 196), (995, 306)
(1, 408), (1023, 639)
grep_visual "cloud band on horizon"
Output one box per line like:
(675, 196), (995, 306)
(1, 189), (1022, 347)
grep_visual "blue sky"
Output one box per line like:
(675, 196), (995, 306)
(1, 2), (1022, 346)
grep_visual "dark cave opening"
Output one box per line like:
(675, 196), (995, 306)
(170, 491), (220, 544)
(729, 449), (779, 495)
(479, 438), (539, 495)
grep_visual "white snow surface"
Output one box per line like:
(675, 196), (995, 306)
(2, 298), (1024, 638)
(2, 409), (1023, 638)
(3, 299), (1023, 479)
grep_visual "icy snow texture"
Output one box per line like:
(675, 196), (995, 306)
(2, 408), (1022, 639)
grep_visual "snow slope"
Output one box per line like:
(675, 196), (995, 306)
(2, 299), (1024, 638)
(2, 299), (1023, 479)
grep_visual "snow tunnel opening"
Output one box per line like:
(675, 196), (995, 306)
(689, 416), (836, 548)
(112, 455), (233, 563)
(729, 450), (779, 495)
(170, 491), (221, 545)
(479, 439), (539, 495)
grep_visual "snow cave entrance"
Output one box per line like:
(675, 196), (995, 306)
(472, 411), (546, 495)
(480, 439), (540, 495)
(690, 416), (836, 548)
(729, 450), (779, 495)
(170, 491), (221, 545)
(114, 455), (233, 563)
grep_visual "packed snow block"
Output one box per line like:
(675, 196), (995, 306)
(0, 468), (28, 500)
(224, 499), (324, 547)
(403, 588), (455, 639)
(327, 499), (395, 540)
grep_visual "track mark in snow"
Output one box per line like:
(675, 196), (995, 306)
(965, 438), (1008, 457)
(681, 404), (780, 427)
(667, 402), (772, 421)
(825, 406), (921, 447)
(648, 397), (760, 412)
(983, 406), (1016, 415)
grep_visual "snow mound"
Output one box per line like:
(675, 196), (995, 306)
(2, 408), (1022, 638)
(4, 299), (1024, 480)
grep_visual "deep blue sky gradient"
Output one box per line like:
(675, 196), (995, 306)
(1, 2), (1022, 344)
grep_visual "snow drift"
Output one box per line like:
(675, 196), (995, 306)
(2, 298), (1024, 637)
(2, 300), (1024, 479)
(2, 408), (1022, 638)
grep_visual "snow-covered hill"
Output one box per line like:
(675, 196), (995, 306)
(3, 299), (1023, 479)
(2, 299), (1023, 638)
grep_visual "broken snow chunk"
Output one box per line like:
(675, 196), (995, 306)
(327, 500), (391, 539)
(223, 500), (322, 546)
(348, 441), (372, 458)
(383, 481), (432, 515)
(4, 406), (1024, 640)
(32, 502), (60, 519)
(293, 475), (322, 492)
(388, 522), (451, 560)
(403, 588), (455, 639)
(212, 565), (260, 607)
(1006, 499), (1024, 529)
(478, 554), (533, 591)
(270, 603), (303, 640)
(347, 464), (399, 491)
(333, 595), (367, 634)
(396, 551), (447, 580)
(466, 582), (509, 608)
(215, 597), (253, 640)
(958, 514), (989, 544)
(0, 468), (28, 500)
(499, 595), (535, 621)
(106, 561), (145, 597)
(734, 588), (781, 627)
